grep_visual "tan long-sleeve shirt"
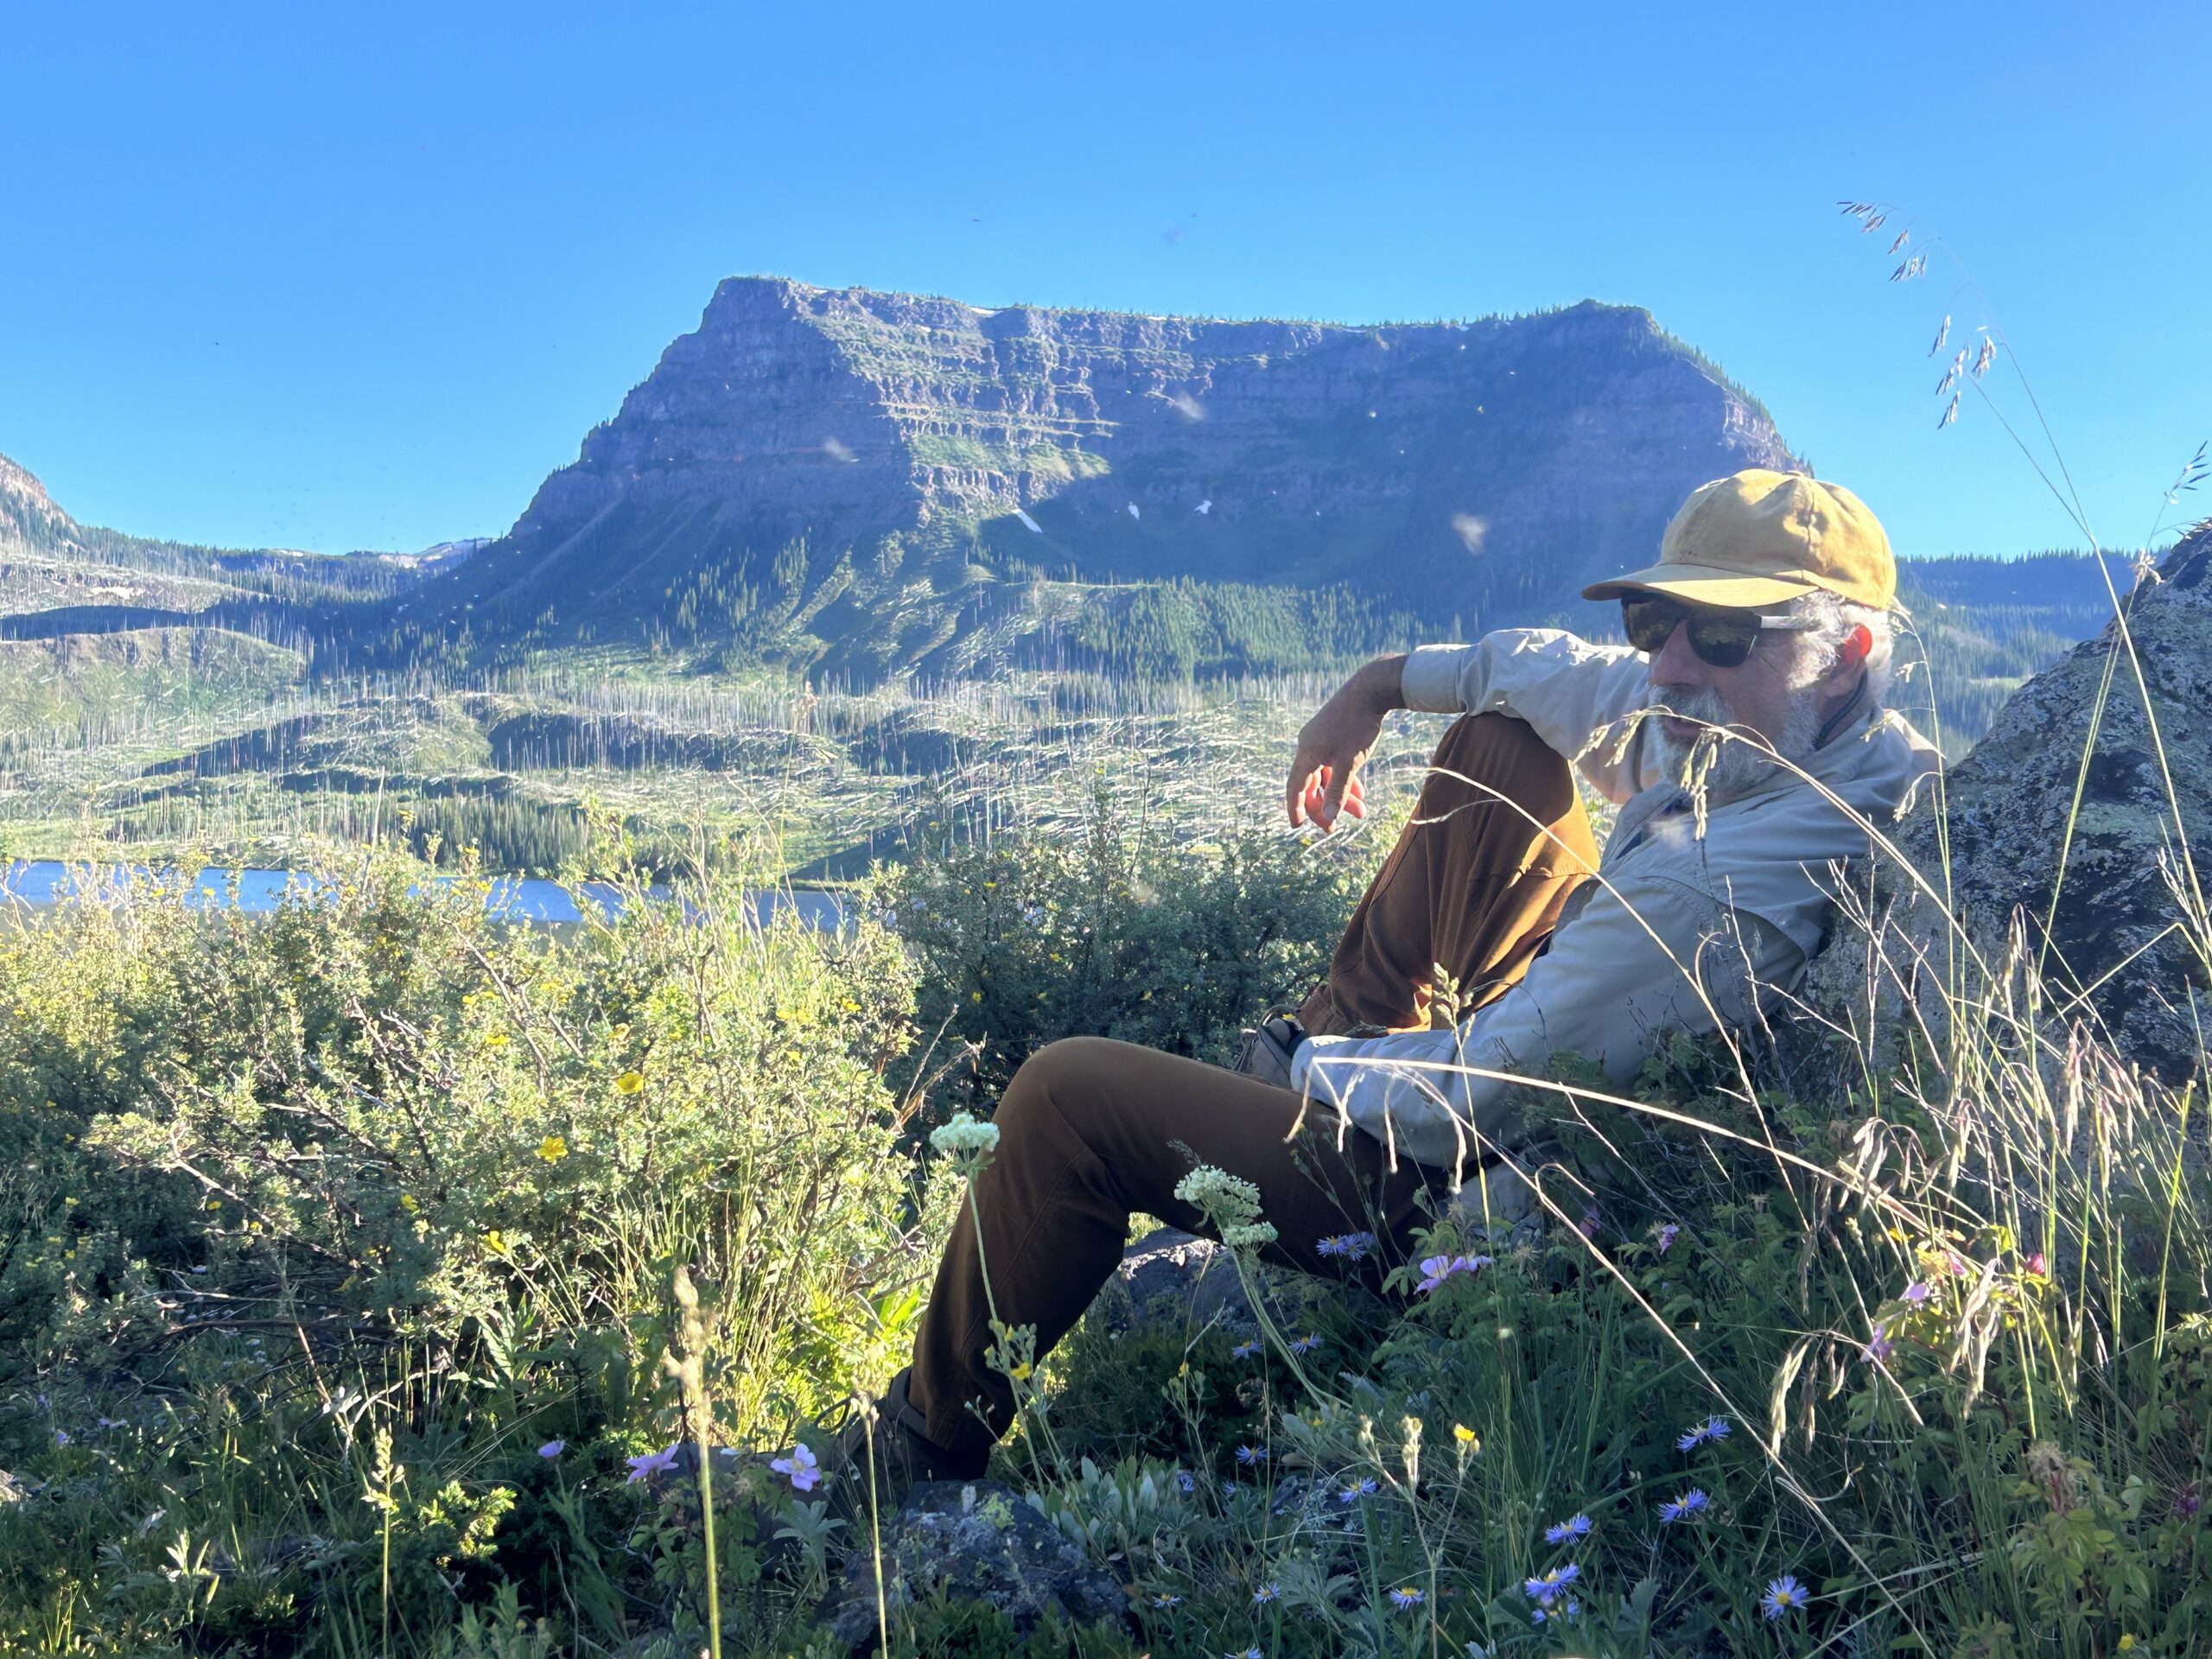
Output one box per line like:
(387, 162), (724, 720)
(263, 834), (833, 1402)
(1289, 628), (1940, 1170)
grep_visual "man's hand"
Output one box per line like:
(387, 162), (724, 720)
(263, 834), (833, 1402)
(1287, 654), (1406, 830)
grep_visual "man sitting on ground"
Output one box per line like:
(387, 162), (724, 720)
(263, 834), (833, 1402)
(832, 467), (1938, 1507)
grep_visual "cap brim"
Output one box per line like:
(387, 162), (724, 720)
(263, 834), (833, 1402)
(1580, 562), (1819, 608)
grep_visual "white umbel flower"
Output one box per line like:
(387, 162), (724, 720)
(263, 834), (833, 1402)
(931, 1113), (1001, 1170)
(1175, 1163), (1273, 1251)
(1173, 1165), (1262, 1221)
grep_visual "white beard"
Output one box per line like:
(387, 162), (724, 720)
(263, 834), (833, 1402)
(1651, 684), (1823, 799)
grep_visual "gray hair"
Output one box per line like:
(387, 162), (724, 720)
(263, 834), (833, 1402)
(1789, 588), (1894, 707)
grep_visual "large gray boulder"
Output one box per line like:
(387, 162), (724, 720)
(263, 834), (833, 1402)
(1805, 523), (2211, 1082)
(823, 1478), (1126, 1649)
(1091, 1226), (1262, 1335)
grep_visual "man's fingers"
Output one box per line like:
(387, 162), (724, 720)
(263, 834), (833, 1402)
(1292, 758), (1370, 831)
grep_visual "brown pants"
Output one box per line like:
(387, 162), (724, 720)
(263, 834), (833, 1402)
(905, 713), (1599, 1467)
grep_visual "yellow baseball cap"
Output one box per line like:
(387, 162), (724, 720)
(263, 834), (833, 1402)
(1581, 468), (1897, 611)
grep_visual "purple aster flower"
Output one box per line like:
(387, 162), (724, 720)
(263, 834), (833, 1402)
(1657, 1488), (1708, 1523)
(537, 1439), (566, 1459)
(769, 1443), (820, 1492)
(1150, 1592), (1183, 1607)
(1175, 1469), (1197, 1494)
(1222, 1479), (1240, 1498)
(1231, 1339), (1261, 1360)
(1338, 1477), (1378, 1503)
(1317, 1231), (1376, 1260)
(625, 1444), (681, 1484)
(1289, 1333), (1322, 1355)
(1543, 1513), (1592, 1544)
(1523, 1563), (1580, 1606)
(1679, 1414), (1732, 1450)
(1759, 1574), (1808, 1620)
(1656, 1223), (1681, 1254)
(1388, 1586), (1425, 1609)
(1252, 1582), (1281, 1605)
(1236, 1443), (1268, 1465)
(1225, 1649), (1262, 1659)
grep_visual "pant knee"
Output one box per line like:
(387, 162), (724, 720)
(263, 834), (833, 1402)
(1426, 714), (1575, 823)
(997, 1035), (1115, 1139)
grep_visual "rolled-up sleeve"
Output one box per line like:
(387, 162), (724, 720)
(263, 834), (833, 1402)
(1288, 874), (1806, 1170)
(1399, 631), (1661, 805)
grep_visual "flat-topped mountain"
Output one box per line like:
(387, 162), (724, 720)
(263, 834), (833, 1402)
(372, 276), (1798, 680)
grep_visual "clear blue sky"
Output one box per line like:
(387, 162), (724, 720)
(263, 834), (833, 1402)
(3, 1), (2202, 559)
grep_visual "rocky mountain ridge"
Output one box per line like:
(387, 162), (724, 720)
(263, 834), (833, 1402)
(0, 450), (467, 635)
(377, 276), (1800, 679)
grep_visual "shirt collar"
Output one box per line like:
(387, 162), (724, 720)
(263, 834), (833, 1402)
(1812, 673), (1870, 751)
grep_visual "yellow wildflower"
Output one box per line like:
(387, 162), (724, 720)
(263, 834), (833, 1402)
(483, 1230), (508, 1255)
(1452, 1423), (1477, 1445)
(614, 1071), (645, 1095)
(536, 1134), (569, 1163)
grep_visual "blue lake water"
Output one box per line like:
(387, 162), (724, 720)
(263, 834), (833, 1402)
(0, 861), (845, 931)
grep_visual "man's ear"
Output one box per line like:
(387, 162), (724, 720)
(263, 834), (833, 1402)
(1834, 624), (1872, 685)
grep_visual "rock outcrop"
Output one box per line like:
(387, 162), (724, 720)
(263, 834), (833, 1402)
(1808, 524), (2212, 1082)
(1091, 1226), (1264, 1336)
(823, 1478), (1125, 1650)
(388, 276), (1798, 678)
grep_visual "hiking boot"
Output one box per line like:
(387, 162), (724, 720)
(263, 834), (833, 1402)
(810, 1369), (982, 1527)
(1233, 1011), (1305, 1086)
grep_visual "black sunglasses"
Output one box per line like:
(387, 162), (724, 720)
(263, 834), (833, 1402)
(1620, 594), (1811, 669)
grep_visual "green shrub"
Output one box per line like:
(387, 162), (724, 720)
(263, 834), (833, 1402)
(878, 779), (1400, 1104)
(0, 843), (941, 1653)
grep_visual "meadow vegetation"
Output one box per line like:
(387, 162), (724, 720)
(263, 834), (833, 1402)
(3, 716), (2208, 1656)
